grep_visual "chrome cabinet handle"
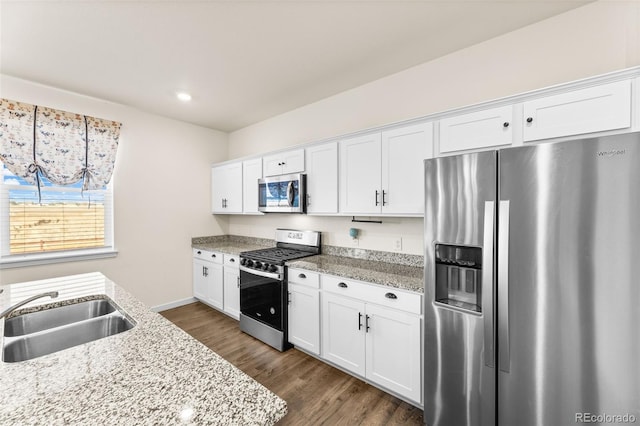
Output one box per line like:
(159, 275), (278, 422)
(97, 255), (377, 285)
(298, 273), (306, 279)
(358, 312), (363, 330)
(237, 276), (240, 288)
(483, 201), (496, 368)
(382, 190), (387, 206)
(287, 291), (291, 305)
(338, 282), (348, 288)
(203, 266), (209, 277)
(365, 315), (370, 332)
(498, 200), (511, 373)
(375, 190), (380, 206)
(384, 292), (397, 299)
(307, 193), (311, 206)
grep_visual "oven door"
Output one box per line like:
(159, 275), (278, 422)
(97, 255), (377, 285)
(240, 269), (286, 331)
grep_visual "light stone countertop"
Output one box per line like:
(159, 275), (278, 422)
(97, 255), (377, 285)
(287, 254), (424, 294)
(0, 273), (287, 425)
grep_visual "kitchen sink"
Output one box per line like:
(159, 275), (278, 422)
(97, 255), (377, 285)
(1, 297), (135, 363)
(4, 299), (117, 337)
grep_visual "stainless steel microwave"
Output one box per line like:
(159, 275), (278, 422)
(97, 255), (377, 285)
(258, 173), (306, 213)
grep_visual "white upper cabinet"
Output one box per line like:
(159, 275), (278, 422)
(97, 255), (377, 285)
(381, 122), (433, 215)
(305, 142), (338, 214)
(242, 158), (263, 215)
(339, 132), (382, 214)
(439, 105), (513, 154)
(263, 148), (305, 176)
(339, 122), (432, 215)
(522, 80), (632, 142)
(211, 162), (243, 214)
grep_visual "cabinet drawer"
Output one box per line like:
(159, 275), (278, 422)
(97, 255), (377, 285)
(224, 254), (239, 268)
(288, 268), (320, 289)
(523, 80), (632, 142)
(439, 105), (513, 154)
(322, 275), (422, 315)
(193, 248), (223, 264)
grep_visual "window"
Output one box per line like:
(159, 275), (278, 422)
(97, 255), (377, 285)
(0, 163), (115, 267)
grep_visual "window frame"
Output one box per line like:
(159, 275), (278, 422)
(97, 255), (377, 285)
(0, 166), (117, 269)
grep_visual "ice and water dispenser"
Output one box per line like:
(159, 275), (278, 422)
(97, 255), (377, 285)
(435, 244), (482, 313)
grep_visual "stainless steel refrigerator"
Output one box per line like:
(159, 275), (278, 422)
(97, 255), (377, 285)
(424, 133), (640, 426)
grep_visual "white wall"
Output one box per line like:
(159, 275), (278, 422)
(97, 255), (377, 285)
(0, 75), (229, 308)
(226, 0), (640, 254)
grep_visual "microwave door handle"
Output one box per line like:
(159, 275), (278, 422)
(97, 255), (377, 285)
(287, 181), (294, 206)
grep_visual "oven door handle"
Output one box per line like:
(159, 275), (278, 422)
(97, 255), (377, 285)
(239, 265), (282, 281)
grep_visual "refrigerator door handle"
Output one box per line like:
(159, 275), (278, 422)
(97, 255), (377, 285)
(482, 201), (495, 368)
(498, 200), (511, 373)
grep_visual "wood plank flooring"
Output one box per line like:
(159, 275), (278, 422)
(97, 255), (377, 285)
(161, 302), (424, 425)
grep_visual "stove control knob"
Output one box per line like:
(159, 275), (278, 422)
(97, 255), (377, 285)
(268, 265), (277, 273)
(261, 263), (269, 271)
(254, 261), (262, 269)
(246, 260), (254, 267)
(240, 258), (247, 266)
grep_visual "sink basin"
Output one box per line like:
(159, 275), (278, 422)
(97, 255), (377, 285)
(3, 314), (134, 363)
(4, 299), (117, 337)
(1, 297), (135, 363)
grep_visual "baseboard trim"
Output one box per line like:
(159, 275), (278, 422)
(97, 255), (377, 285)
(151, 297), (197, 312)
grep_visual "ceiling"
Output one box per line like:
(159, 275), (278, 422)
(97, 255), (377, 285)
(0, 0), (592, 132)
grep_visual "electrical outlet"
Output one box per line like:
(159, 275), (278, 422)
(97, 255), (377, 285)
(394, 237), (402, 251)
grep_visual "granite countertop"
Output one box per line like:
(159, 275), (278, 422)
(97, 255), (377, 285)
(191, 235), (273, 256)
(287, 254), (424, 294)
(0, 273), (287, 425)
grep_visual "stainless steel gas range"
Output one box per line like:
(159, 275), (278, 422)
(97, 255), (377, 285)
(239, 229), (321, 351)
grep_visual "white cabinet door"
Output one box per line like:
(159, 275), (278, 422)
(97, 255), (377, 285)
(523, 80), (632, 142)
(365, 303), (422, 404)
(211, 162), (243, 214)
(381, 122), (433, 215)
(223, 267), (240, 320)
(339, 132), (382, 214)
(288, 282), (321, 355)
(242, 158), (263, 215)
(263, 149), (305, 176)
(208, 262), (224, 310)
(322, 292), (366, 376)
(193, 258), (211, 301)
(305, 142), (338, 214)
(439, 105), (513, 154)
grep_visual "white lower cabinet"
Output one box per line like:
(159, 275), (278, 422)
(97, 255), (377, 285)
(192, 249), (223, 310)
(287, 268), (321, 355)
(320, 275), (422, 404)
(223, 254), (240, 320)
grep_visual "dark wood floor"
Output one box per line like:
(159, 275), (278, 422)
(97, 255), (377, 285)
(161, 302), (424, 425)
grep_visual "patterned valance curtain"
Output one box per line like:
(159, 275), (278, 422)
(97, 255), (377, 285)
(0, 98), (121, 193)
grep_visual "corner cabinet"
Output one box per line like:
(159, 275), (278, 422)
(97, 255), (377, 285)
(339, 122), (433, 215)
(211, 162), (243, 214)
(321, 275), (422, 404)
(193, 249), (224, 310)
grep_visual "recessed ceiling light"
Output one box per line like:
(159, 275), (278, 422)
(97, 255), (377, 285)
(176, 92), (192, 102)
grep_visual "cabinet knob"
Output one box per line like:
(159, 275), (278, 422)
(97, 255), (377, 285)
(503, 122), (510, 128)
(338, 282), (348, 288)
(526, 117), (533, 123)
(196, 251), (201, 255)
(385, 292), (398, 299)
(298, 273), (306, 279)
(211, 254), (216, 258)
(230, 258), (235, 262)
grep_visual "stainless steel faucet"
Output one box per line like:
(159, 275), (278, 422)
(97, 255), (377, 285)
(0, 291), (59, 319)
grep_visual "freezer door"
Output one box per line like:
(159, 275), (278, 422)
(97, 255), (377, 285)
(498, 133), (640, 426)
(424, 151), (496, 426)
